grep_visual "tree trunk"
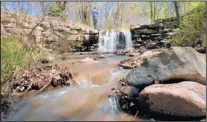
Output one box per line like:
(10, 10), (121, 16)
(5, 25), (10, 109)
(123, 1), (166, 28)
(153, 2), (156, 22)
(173, 1), (180, 26)
(150, 2), (153, 24)
(120, 4), (124, 27)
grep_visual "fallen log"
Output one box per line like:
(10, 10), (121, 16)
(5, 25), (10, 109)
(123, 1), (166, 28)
(69, 69), (79, 85)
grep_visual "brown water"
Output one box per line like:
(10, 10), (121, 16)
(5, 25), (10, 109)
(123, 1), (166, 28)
(4, 54), (146, 121)
(57, 54), (129, 85)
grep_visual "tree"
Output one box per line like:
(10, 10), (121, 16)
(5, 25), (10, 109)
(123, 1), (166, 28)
(57, 1), (67, 11)
(150, 2), (153, 23)
(173, 1), (180, 26)
(73, 2), (92, 25)
(153, 2), (156, 22)
(171, 4), (206, 47)
(49, 2), (67, 17)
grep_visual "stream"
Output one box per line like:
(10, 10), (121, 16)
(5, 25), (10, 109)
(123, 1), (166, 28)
(4, 54), (147, 121)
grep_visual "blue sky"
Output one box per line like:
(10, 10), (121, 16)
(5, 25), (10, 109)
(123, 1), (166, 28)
(2, 2), (42, 15)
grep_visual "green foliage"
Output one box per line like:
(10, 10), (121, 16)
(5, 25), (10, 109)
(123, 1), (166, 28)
(49, 3), (64, 17)
(1, 37), (28, 85)
(171, 4), (206, 47)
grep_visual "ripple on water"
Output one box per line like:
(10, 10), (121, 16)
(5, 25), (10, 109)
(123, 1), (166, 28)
(4, 57), (132, 121)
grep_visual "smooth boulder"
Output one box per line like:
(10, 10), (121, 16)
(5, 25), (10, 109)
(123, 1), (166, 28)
(126, 47), (206, 88)
(138, 81), (206, 118)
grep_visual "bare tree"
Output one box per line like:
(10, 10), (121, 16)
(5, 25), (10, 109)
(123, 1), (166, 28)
(74, 2), (92, 25)
(153, 2), (156, 22)
(173, 1), (180, 26)
(111, 2), (125, 28)
(150, 2), (153, 24)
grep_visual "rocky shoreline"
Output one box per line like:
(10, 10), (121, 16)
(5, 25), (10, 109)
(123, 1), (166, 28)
(111, 47), (206, 121)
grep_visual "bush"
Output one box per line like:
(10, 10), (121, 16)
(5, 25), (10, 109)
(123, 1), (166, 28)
(49, 3), (64, 17)
(1, 37), (29, 85)
(171, 4), (206, 47)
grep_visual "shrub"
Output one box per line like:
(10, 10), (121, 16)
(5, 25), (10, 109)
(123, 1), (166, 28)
(49, 3), (64, 17)
(171, 4), (206, 47)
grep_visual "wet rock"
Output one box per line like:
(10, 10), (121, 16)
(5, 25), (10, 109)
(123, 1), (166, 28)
(119, 57), (144, 69)
(126, 47), (206, 89)
(138, 81), (206, 118)
(120, 86), (139, 98)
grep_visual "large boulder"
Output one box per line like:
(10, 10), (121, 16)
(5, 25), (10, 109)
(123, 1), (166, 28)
(126, 47), (206, 89)
(138, 81), (206, 119)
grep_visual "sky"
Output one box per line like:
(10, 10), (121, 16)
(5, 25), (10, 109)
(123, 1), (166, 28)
(2, 2), (43, 15)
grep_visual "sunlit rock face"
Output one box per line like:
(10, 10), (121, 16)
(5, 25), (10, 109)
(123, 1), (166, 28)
(139, 81), (206, 118)
(126, 47), (206, 89)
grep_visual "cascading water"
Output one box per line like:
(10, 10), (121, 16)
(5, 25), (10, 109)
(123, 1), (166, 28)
(77, 74), (93, 87)
(3, 56), (136, 121)
(98, 29), (133, 52)
(122, 30), (133, 50)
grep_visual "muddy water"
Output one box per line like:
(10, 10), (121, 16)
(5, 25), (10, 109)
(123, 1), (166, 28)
(57, 54), (129, 85)
(5, 86), (143, 121)
(4, 54), (146, 121)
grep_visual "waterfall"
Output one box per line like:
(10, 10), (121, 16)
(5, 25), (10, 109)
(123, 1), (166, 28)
(98, 29), (133, 52)
(122, 30), (133, 50)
